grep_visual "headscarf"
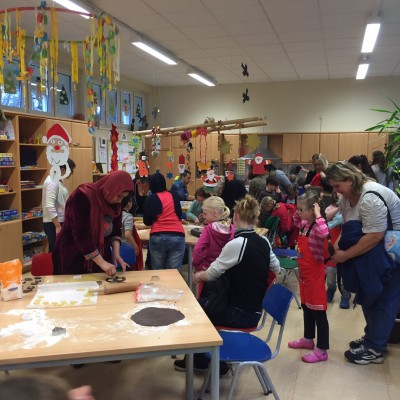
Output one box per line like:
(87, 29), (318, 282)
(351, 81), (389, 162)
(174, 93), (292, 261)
(77, 171), (134, 256)
(149, 171), (167, 193)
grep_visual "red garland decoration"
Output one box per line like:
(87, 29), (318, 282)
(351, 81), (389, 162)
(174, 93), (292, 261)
(110, 123), (119, 171)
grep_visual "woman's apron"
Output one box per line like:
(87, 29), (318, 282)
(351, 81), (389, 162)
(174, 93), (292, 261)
(297, 223), (327, 311)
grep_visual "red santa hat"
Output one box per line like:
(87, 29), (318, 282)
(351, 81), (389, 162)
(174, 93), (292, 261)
(42, 123), (71, 145)
(255, 152), (263, 158)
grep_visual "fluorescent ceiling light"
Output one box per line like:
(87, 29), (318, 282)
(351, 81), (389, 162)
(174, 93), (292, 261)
(361, 22), (381, 53)
(356, 63), (369, 80)
(132, 41), (177, 65)
(52, 0), (90, 19)
(188, 72), (215, 87)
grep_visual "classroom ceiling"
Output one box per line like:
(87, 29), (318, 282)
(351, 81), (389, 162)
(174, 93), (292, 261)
(3, 0), (400, 86)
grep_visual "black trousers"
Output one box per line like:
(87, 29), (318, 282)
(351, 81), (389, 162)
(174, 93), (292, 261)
(302, 303), (330, 350)
(43, 222), (56, 252)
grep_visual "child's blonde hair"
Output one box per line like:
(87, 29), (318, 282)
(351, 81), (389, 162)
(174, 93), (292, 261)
(260, 195), (277, 211)
(202, 196), (231, 224)
(234, 195), (260, 225)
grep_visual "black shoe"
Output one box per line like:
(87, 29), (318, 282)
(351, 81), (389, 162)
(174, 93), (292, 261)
(219, 361), (230, 377)
(326, 288), (335, 303)
(344, 345), (383, 365)
(349, 337), (364, 349)
(174, 355), (209, 373)
(71, 364), (85, 369)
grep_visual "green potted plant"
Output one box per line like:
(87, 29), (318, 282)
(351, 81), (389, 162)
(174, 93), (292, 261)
(365, 96), (400, 194)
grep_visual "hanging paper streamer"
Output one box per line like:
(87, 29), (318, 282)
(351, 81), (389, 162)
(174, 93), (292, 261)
(110, 123), (119, 172)
(71, 41), (79, 90)
(197, 128), (208, 164)
(42, 123), (72, 182)
(151, 126), (161, 157)
(166, 150), (174, 180)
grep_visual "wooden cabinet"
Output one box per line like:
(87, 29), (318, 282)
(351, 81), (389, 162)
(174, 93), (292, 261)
(300, 134), (320, 162)
(368, 132), (388, 156)
(0, 112), (92, 269)
(320, 134), (339, 163)
(338, 133), (368, 161)
(282, 134), (301, 163)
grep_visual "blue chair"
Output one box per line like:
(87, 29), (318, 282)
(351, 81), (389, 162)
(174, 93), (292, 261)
(198, 284), (294, 400)
(114, 242), (136, 269)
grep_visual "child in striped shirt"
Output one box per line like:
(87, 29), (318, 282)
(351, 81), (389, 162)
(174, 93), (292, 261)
(288, 190), (330, 363)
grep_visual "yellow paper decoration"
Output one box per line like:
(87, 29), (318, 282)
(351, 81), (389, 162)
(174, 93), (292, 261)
(246, 134), (261, 150)
(220, 139), (232, 155)
(50, 7), (59, 91)
(71, 41), (79, 90)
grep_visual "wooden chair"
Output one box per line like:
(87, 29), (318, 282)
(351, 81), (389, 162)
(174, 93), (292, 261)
(30, 253), (53, 276)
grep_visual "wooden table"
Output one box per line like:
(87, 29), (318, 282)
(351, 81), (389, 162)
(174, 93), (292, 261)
(137, 224), (201, 291)
(0, 270), (222, 399)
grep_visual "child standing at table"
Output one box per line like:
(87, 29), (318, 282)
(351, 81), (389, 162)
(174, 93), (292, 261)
(186, 187), (211, 224)
(192, 196), (235, 298)
(288, 191), (330, 363)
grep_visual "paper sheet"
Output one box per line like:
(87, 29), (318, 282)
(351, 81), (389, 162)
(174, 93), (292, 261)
(28, 282), (99, 309)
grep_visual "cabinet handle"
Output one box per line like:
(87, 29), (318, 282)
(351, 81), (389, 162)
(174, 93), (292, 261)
(72, 142), (80, 147)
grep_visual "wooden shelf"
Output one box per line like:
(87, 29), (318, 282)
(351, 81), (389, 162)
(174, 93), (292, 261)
(22, 216), (43, 222)
(19, 143), (47, 147)
(0, 191), (16, 196)
(20, 167), (48, 171)
(0, 139), (15, 142)
(21, 186), (43, 191)
(0, 219), (20, 226)
(0, 165), (16, 168)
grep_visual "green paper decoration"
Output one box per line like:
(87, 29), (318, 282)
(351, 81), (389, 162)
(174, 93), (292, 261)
(246, 134), (261, 150)
(220, 139), (232, 155)
(4, 71), (16, 94)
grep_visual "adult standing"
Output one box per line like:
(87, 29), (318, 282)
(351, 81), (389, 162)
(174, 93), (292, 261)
(326, 161), (400, 365)
(219, 176), (247, 217)
(52, 171), (134, 276)
(371, 150), (394, 190)
(130, 172), (150, 216)
(170, 170), (194, 201)
(265, 164), (291, 195)
(42, 158), (76, 251)
(143, 172), (186, 270)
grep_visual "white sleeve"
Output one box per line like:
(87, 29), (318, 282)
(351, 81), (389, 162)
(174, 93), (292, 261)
(205, 238), (244, 281)
(359, 192), (387, 233)
(45, 181), (59, 220)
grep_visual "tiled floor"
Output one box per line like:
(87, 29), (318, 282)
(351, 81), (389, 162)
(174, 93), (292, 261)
(5, 265), (400, 400)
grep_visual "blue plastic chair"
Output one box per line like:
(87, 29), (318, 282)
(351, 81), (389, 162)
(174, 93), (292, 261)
(198, 284), (294, 400)
(114, 242), (136, 269)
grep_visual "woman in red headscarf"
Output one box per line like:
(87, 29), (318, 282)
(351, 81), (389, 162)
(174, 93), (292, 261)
(53, 171), (134, 276)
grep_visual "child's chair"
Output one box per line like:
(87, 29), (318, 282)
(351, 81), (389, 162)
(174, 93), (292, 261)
(31, 253), (53, 276)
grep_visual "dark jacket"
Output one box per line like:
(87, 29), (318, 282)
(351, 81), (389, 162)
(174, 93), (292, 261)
(338, 220), (396, 306)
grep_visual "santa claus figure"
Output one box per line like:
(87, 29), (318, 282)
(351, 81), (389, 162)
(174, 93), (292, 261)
(202, 167), (220, 188)
(178, 154), (186, 174)
(42, 123), (72, 182)
(250, 152), (269, 176)
(136, 151), (150, 178)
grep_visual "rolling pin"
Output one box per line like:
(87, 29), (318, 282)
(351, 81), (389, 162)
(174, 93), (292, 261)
(90, 281), (140, 295)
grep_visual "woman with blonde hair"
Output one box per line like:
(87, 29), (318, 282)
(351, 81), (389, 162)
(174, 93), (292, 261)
(325, 161), (400, 365)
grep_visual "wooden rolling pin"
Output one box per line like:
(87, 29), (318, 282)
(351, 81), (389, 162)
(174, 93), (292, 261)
(90, 281), (140, 295)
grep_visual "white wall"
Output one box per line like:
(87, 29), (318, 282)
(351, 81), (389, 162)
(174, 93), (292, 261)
(149, 77), (400, 133)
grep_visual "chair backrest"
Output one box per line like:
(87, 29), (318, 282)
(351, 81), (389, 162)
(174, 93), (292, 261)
(31, 253), (53, 276)
(264, 216), (280, 244)
(267, 270), (277, 290)
(119, 242), (136, 267)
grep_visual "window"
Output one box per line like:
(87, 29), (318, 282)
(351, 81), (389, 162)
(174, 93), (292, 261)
(0, 59), (23, 108)
(56, 72), (72, 117)
(120, 90), (132, 126)
(29, 65), (49, 113)
(106, 88), (118, 123)
(134, 95), (144, 130)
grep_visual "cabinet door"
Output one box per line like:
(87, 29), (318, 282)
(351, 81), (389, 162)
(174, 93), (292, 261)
(223, 134), (240, 162)
(66, 147), (93, 193)
(368, 132), (388, 156)
(282, 134), (301, 163)
(301, 134), (320, 162)
(320, 134), (339, 163)
(171, 134), (186, 148)
(209, 133), (221, 162)
(338, 133), (368, 161)
(0, 220), (23, 262)
(71, 122), (93, 148)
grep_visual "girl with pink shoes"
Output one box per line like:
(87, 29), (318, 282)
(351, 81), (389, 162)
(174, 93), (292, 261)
(288, 191), (330, 363)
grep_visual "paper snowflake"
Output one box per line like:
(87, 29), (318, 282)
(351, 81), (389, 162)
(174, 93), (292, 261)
(166, 171), (174, 180)
(220, 140), (232, 155)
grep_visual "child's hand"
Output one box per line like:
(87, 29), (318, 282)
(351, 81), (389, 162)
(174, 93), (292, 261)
(276, 187), (281, 194)
(313, 202), (321, 218)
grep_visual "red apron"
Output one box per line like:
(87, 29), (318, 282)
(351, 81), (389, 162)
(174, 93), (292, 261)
(296, 224), (327, 311)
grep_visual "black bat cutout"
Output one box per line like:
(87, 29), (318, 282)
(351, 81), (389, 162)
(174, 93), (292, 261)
(242, 88), (250, 103)
(241, 63), (249, 77)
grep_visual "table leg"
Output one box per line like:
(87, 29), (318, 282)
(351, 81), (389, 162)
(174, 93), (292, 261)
(210, 346), (220, 400)
(186, 353), (194, 400)
(187, 245), (193, 291)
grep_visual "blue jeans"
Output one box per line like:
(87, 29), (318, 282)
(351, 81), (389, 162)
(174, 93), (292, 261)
(149, 234), (185, 270)
(362, 266), (400, 353)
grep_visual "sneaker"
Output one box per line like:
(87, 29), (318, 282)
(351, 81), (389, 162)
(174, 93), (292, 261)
(340, 296), (350, 309)
(288, 338), (315, 350)
(326, 288), (336, 303)
(349, 337), (364, 349)
(301, 350), (328, 363)
(344, 345), (383, 365)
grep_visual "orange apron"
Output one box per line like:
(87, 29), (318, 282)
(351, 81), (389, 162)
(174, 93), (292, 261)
(297, 223), (327, 311)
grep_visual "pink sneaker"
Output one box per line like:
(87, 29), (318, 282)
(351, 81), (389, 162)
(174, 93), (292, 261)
(288, 338), (315, 350)
(301, 350), (328, 363)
